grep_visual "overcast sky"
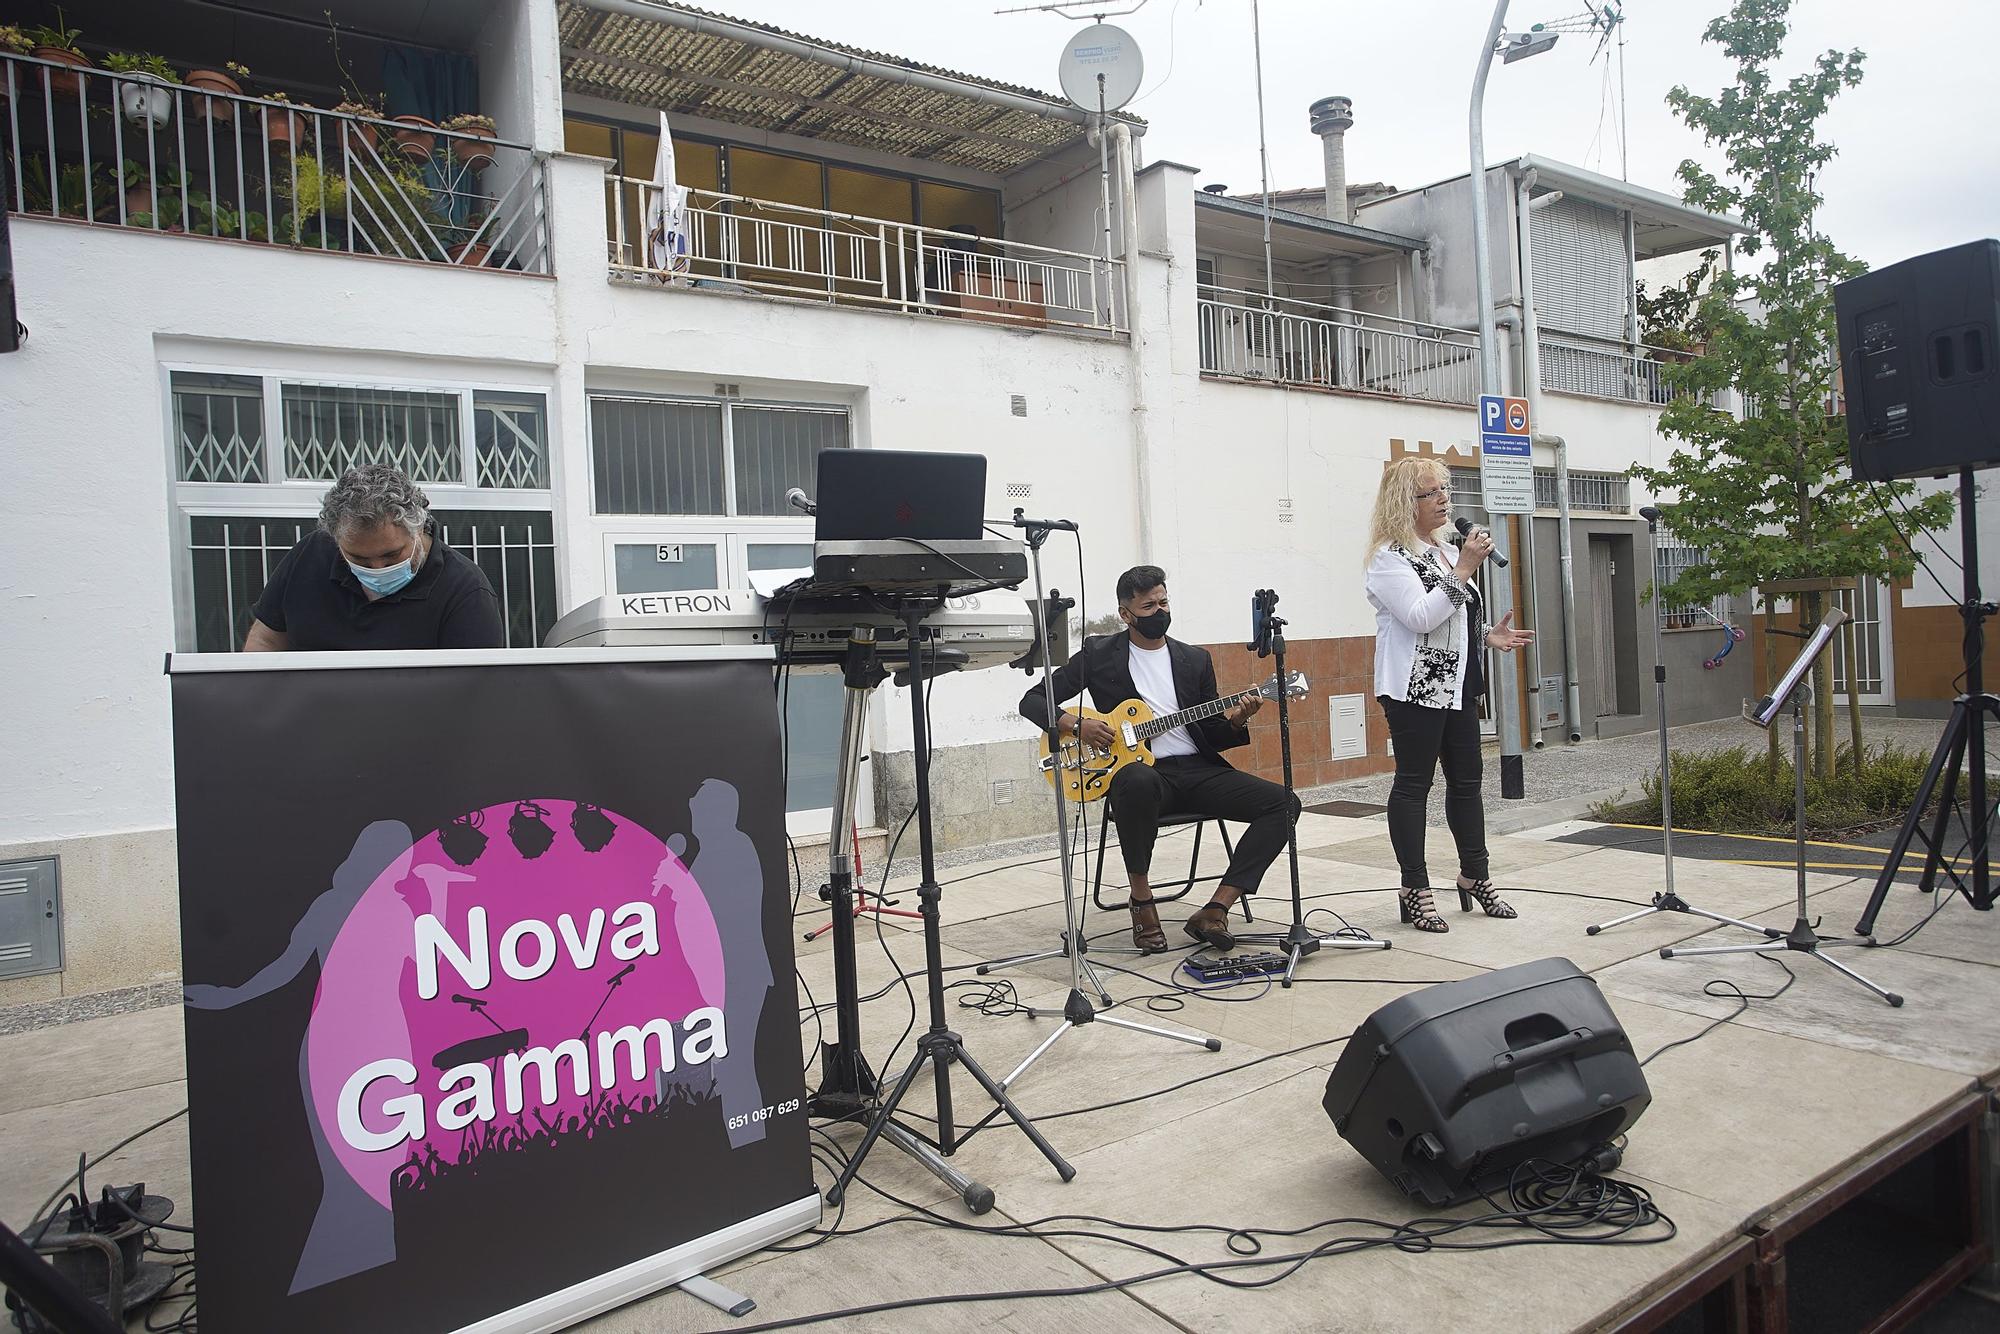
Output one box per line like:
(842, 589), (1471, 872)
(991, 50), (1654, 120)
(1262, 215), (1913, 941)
(717, 0), (1998, 271)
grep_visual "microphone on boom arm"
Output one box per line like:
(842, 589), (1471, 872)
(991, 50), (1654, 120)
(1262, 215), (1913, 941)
(1452, 516), (1510, 568)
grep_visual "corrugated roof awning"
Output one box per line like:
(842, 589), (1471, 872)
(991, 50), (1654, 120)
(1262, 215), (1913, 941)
(559, 0), (1140, 175)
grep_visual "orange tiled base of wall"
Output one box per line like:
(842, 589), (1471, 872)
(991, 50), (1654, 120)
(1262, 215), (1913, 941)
(1201, 636), (1392, 788)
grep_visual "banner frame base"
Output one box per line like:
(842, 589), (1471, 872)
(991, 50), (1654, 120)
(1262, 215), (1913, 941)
(451, 1193), (821, 1334)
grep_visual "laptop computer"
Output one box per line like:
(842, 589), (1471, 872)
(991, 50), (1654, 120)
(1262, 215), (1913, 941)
(811, 449), (987, 542)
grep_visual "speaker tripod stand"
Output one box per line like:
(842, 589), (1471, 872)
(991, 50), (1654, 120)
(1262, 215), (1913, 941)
(1856, 465), (1999, 940)
(1589, 505), (1782, 943)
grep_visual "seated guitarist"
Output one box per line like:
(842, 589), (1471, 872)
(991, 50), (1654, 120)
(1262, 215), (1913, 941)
(1019, 565), (1300, 954)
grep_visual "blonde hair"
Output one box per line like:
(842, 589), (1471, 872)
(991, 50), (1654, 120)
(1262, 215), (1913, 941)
(1367, 457), (1452, 562)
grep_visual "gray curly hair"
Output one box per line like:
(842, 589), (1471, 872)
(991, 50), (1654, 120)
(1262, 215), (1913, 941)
(319, 464), (431, 542)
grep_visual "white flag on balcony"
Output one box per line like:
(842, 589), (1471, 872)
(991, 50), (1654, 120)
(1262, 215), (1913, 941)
(646, 111), (691, 281)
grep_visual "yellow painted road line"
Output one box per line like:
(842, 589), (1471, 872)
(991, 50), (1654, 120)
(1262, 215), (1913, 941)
(1604, 823), (1899, 855)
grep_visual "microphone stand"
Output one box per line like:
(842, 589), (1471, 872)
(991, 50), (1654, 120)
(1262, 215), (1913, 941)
(976, 512), (1220, 1096)
(1586, 507), (1783, 942)
(1236, 589), (1390, 984)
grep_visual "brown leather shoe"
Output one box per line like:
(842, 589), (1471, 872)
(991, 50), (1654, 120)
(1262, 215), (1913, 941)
(1128, 898), (1168, 953)
(1182, 903), (1236, 951)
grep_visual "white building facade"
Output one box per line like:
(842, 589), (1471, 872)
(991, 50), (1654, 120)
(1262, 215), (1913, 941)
(0, 0), (1744, 1002)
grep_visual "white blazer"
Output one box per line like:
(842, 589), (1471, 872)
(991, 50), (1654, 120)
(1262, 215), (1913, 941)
(1366, 541), (1485, 710)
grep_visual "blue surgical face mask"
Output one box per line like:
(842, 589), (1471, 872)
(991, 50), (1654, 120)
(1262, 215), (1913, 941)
(347, 534), (420, 596)
(350, 557), (415, 597)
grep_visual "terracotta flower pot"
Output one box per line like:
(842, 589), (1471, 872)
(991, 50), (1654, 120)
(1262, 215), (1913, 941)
(335, 111), (379, 162)
(264, 104), (306, 154)
(449, 239), (492, 267)
(185, 68), (242, 124)
(451, 124), (496, 171)
(391, 115), (437, 164)
(32, 46), (90, 100)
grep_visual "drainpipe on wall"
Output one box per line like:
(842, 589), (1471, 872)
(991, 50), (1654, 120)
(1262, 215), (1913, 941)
(1514, 169), (1546, 747)
(1539, 431), (1585, 743)
(1110, 122), (1156, 556)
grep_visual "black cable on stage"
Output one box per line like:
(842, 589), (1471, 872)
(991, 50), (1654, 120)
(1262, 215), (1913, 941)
(1638, 955), (1798, 1068)
(696, 1136), (1672, 1332)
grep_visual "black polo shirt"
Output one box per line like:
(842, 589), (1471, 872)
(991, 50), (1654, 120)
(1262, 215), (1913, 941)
(251, 521), (505, 650)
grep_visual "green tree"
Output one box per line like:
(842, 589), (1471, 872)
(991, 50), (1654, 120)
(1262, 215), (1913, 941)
(1633, 0), (1953, 780)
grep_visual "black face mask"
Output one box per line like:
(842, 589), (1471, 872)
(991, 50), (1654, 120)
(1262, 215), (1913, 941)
(1130, 609), (1171, 640)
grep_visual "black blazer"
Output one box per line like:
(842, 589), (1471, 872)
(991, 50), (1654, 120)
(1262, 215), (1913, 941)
(1019, 633), (1250, 757)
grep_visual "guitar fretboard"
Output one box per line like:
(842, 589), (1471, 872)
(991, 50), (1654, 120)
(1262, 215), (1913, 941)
(1132, 687), (1260, 742)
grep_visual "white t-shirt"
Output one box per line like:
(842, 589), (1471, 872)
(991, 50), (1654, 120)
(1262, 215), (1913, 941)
(1128, 641), (1198, 757)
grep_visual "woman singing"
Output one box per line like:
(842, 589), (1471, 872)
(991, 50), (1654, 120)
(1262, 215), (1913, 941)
(1364, 458), (1535, 933)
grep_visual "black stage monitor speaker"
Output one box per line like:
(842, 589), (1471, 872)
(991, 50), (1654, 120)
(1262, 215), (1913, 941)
(1836, 238), (2000, 481)
(1322, 957), (1650, 1206)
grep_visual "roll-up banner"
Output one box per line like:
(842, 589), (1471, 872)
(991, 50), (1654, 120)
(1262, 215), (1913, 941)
(167, 648), (816, 1333)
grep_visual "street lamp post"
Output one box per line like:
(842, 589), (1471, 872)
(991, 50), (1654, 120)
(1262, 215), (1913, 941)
(1467, 0), (1556, 799)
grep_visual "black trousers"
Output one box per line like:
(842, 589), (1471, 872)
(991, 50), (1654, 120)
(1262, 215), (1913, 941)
(1106, 754), (1299, 894)
(1379, 696), (1490, 890)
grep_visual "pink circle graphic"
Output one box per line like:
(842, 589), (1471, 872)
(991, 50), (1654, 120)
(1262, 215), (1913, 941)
(303, 800), (725, 1208)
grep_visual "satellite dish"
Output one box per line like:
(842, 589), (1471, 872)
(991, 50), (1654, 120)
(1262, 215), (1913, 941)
(1057, 23), (1144, 113)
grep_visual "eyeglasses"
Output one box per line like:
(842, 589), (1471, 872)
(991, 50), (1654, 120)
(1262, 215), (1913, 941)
(1414, 486), (1446, 501)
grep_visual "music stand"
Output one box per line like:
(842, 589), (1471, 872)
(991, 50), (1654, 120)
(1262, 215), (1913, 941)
(1660, 607), (1904, 1006)
(1234, 589), (1390, 983)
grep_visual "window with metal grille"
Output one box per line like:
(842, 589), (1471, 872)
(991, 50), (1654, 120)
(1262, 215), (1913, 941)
(282, 384), (464, 483)
(167, 369), (554, 651)
(187, 510), (557, 651)
(1534, 469), (1631, 513)
(588, 396), (850, 516)
(174, 373), (267, 483)
(733, 407), (849, 515)
(1654, 537), (1729, 631)
(473, 391), (550, 489)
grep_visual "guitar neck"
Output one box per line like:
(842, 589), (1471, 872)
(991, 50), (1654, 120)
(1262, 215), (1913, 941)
(1133, 686), (1260, 742)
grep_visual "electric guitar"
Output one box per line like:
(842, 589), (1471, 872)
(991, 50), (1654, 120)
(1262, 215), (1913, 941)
(1037, 670), (1310, 804)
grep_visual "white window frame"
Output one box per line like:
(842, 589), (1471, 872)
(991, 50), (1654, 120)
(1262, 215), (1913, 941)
(162, 361), (559, 652)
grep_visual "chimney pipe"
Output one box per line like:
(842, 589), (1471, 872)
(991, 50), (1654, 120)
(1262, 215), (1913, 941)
(1309, 95), (1354, 223)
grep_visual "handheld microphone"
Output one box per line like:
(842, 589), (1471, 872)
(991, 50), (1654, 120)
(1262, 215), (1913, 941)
(785, 487), (817, 515)
(1009, 511), (1077, 532)
(1452, 517), (1510, 568)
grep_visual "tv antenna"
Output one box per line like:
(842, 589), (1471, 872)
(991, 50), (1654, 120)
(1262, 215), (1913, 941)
(1002, 2), (1146, 324)
(996, 1), (1151, 17)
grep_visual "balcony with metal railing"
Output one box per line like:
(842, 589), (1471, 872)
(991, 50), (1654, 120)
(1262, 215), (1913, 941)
(1196, 284), (1482, 406)
(1539, 326), (1698, 406)
(601, 176), (1126, 337)
(3, 52), (550, 273)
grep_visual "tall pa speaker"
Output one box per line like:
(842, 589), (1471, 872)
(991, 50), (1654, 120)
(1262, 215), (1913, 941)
(1322, 957), (1650, 1205)
(1836, 238), (2000, 481)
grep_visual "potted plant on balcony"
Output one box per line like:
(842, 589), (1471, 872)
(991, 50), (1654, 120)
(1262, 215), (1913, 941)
(442, 112), (497, 170)
(330, 95), (385, 161)
(185, 60), (247, 124)
(1, 24), (30, 58)
(449, 212), (493, 266)
(102, 53), (178, 127)
(390, 114), (438, 164)
(26, 12), (89, 100)
(263, 90), (309, 154)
